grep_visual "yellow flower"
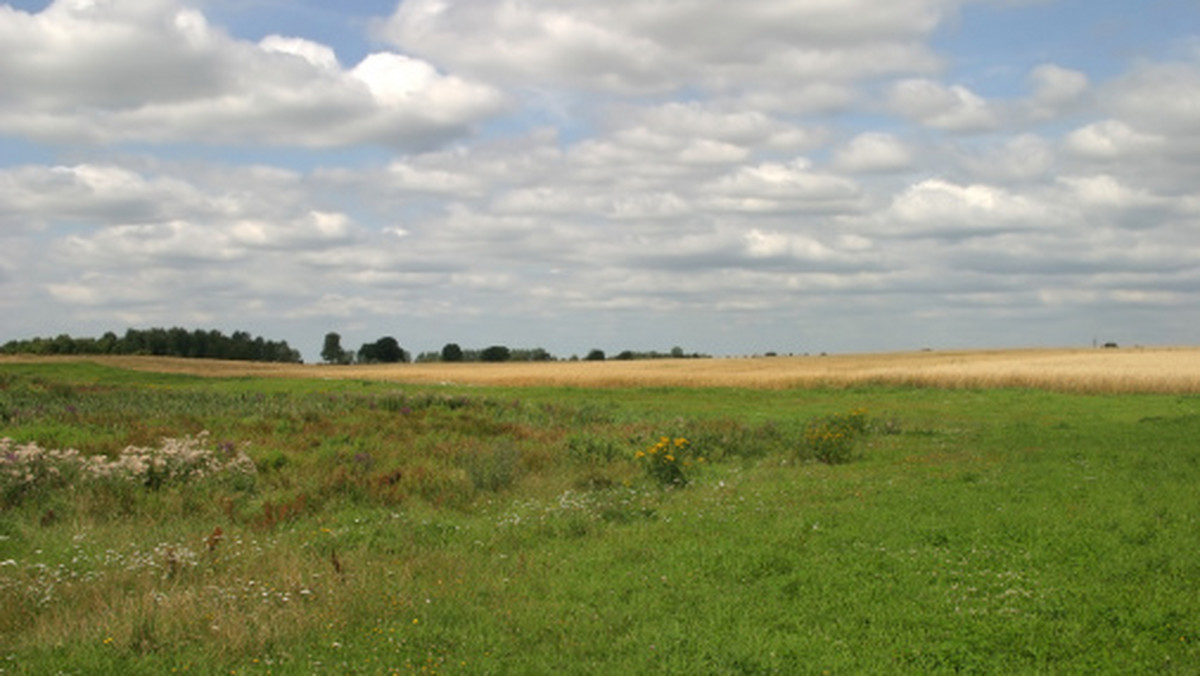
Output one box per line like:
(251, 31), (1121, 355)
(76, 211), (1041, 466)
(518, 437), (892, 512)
(665, 454), (675, 462)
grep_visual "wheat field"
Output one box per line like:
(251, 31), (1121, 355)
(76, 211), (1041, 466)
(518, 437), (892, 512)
(7, 346), (1200, 393)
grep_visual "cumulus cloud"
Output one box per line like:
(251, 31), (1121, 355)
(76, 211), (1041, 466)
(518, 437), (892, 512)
(701, 159), (863, 214)
(1105, 60), (1200, 136)
(832, 133), (913, 173)
(884, 179), (1051, 237)
(888, 79), (1001, 131)
(633, 102), (819, 151)
(957, 134), (1055, 182)
(0, 163), (205, 228)
(1028, 63), (1089, 111)
(3, 1), (1199, 355)
(0, 0), (504, 148)
(377, 0), (945, 95)
(1064, 120), (1166, 160)
(1057, 175), (1170, 214)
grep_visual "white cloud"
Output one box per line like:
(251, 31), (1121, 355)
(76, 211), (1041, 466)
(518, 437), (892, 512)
(378, 0), (946, 95)
(1064, 120), (1166, 160)
(742, 82), (860, 114)
(885, 179), (1049, 236)
(888, 79), (1001, 131)
(0, 0), (504, 148)
(958, 134), (1055, 182)
(832, 133), (913, 173)
(701, 159), (863, 214)
(1057, 175), (1168, 212)
(259, 35), (340, 71)
(744, 229), (835, 261)
(1028, 63), (1089, 110)
(634, 102), (819, 151)
(3, 2), (1199, 356)
(1106, 60), (1200, 136)
(0, 163), (217, 229)
(384, 162), (483, 195)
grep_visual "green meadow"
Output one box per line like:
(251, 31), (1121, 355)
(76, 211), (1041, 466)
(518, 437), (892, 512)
(1, 360), (1198, 674)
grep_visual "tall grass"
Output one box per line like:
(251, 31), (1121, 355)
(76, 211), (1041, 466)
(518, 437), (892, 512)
(1, 362), (1198, 673)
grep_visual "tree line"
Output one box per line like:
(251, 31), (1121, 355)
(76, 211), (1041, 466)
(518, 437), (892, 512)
(321, 332), (708, 365)
(321, 333), (542, 365)
(0, 327), (709, 365)
(1, 328), (302, 363)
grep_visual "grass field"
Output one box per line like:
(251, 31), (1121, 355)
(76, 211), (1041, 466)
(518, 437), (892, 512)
(2, 353), (1199, 673)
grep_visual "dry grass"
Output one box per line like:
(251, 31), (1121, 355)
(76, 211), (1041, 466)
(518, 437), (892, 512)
(7, 346), (1200, 393)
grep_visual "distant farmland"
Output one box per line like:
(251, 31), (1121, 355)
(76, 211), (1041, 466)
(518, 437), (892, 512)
(6, 346), (1200, 393)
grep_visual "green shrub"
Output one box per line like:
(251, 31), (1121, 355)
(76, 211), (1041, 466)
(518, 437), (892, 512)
(803, 409), (869, 464)
(635, 436), (702, 486)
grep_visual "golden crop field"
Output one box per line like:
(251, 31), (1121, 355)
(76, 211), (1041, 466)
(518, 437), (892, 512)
(7, 346), (1200, 393)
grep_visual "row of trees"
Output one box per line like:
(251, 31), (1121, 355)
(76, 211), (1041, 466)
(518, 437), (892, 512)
(322, 334), (536, 365)
(321, 333), (412, 365)
(1, 328), (302, 363)
(320, 332), (708, 365)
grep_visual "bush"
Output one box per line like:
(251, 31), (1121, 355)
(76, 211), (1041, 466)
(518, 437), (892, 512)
(635, 436), (702, 487)
(803, 409), (868, 465)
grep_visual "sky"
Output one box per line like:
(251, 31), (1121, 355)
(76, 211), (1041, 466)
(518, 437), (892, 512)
(2, 0), (1199, 361)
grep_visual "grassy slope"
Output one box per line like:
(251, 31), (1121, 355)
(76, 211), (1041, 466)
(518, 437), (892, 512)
(1, 362), (1198, 674)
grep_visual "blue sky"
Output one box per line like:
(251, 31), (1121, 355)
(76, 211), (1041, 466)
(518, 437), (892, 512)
(2, 0), (1198, 360)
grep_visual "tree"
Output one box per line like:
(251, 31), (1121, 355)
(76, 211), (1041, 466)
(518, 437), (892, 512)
(97, 331), (119, 354)
(479, 345), (511, 363)
(375, 336), (408, 363)
(145, 328), (169, 356)
(321, 332), (349, 364)
(585, 349), (606, 361)
(441, 343), (464, 362)
(229, 331), (253, 360)
(358, 336), (408, 364)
